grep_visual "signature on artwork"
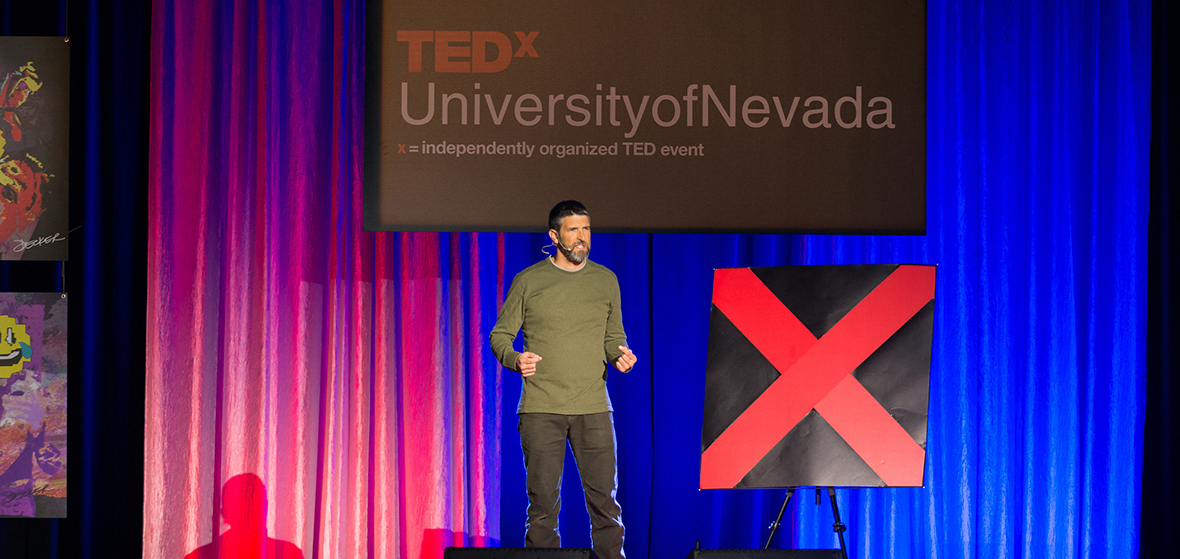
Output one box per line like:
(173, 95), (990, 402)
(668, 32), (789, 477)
(13, 232), (65, 253)
(1, 482), (55, 505)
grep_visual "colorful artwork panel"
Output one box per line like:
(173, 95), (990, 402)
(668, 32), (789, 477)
(0, 292), (66, 517)
(0, 37), (70, 260)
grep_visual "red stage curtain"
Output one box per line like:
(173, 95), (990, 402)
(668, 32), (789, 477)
(146, 1), (502, 557)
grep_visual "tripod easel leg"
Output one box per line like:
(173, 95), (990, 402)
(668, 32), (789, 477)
(826, 487), (848, 559)
(762, 486), (849, 557)
(763, 487), (796, 549)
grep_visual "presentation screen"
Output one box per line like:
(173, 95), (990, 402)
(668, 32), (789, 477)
(365, 0), (926, 233)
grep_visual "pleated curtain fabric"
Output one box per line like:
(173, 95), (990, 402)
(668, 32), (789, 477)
(146, 1), (1149, 558)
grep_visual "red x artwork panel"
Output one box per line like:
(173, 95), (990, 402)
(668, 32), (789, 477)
(700, 265), (936, 489)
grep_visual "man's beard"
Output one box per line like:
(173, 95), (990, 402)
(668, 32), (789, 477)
(558, 241), (589, 264)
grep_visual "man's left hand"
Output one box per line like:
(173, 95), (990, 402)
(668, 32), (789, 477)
(614, 346), (637, 372)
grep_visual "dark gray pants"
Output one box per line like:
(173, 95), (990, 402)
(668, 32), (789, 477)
(518, 412), (625, 559)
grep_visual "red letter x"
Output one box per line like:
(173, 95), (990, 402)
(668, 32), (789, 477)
(514, 32), (539, 58)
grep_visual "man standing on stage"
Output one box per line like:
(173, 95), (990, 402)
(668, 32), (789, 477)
(490, 200), (637, 559)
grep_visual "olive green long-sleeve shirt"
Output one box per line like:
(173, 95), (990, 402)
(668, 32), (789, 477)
(489, 257), (630, 414)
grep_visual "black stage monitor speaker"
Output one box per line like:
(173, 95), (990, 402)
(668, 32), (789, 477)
(686, 550), (843, 559)
(444, 548), (592, 559)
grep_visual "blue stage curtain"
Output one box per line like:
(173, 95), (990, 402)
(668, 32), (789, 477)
(499, 2), (1151, 558)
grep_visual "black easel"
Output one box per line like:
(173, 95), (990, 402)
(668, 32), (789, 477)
(763, 486), (848, 559)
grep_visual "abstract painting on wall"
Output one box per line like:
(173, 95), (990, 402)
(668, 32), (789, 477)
(0, 292), (66, 517)
(0, 37), (70, 260)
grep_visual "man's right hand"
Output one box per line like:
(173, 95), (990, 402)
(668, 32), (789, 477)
(515, 352), (542, 377)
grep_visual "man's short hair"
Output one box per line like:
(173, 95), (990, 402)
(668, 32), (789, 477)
(548, 200), (589, 232)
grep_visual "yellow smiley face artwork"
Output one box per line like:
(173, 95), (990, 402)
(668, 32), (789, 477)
(0, 314), (32, 379)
